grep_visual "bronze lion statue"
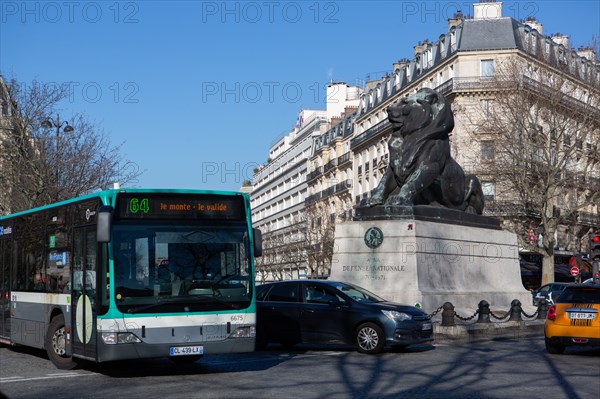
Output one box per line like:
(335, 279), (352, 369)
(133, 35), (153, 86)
(366, 88), (484, 214)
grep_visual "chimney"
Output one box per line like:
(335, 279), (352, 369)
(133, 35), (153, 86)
(330, 116), (342, 128)
(448, 11), (464, 30)
(577, 47), (597, 62)
(473, 1), (503, 20)
(524, 16), (542, 34)
(344, 106), (358, 117)
(413, 39), (429, 56)
(393, 58), (410, 71)
(551, 33), (569, 49)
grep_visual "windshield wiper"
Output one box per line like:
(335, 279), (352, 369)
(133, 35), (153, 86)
(126, 302), (167, 314)
(187, 294), (241, 310)
(125, 295), (204, 314)
(125, 293), (241, 314)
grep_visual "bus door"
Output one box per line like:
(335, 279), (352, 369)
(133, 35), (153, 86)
(71, 226), (98, 361)
(0, 238), (10, 341)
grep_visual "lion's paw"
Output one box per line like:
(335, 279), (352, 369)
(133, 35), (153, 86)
(385, 195), (413, 207)
(367, 195), (384, 207)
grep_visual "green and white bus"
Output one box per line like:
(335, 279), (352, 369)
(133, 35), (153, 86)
(0, 189), (262, 368)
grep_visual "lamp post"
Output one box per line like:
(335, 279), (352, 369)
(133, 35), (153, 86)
(41, 115), (74, 201)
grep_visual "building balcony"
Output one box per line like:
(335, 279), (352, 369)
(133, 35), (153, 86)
(304, 180), (352, 206)
(335, 179), (352, 193)
(323, 159), (337, 173)
(306, 167), (323, 182)
(433, 77), (501, 96)
(305, 192), (322, 206)
(337, 152), (352, 166)
(351, 119), (391, 149)
(577, 211), (600, 226)
(434, 76), (600, 120)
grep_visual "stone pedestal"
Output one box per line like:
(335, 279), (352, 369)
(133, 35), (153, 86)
(330, 207), (532, 314)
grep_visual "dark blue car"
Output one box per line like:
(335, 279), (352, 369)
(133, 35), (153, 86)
(256, 280), (433, 354)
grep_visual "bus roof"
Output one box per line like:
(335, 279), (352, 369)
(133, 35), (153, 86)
(0, 188), (249, 220)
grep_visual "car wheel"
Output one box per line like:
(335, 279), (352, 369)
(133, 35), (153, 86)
(45, 314), (78, 369)
(545, 338), (566, 354)
(355, 322), (385, 354)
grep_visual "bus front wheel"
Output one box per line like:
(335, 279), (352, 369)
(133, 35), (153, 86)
(46, 315), (77, 369)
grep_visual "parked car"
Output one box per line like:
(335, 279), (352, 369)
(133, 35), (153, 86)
(544, 284), (600, 354)
(532, 282), (571, 306)
(255, 280), (433, 354)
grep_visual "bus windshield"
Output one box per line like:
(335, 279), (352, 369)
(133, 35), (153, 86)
(112, 222), (252, 314)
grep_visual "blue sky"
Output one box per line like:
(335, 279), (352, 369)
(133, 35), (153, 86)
(1, 0), (599, 191)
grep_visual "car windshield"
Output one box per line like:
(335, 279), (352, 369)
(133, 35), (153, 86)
(331, 282), (384, 303)
(112, 222), (252, 313)
(556, 287), (600, 304)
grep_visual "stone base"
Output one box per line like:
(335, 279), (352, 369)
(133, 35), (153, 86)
(330, 217), (532, 314)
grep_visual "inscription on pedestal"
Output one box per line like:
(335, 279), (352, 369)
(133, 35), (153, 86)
(342, 265), (406, 282)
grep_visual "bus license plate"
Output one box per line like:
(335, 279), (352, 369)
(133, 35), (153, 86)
(568, 313), (595, 320)
(170, 346), (204, 356)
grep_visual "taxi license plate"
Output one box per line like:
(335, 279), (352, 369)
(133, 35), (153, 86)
(568, 313), (595, 320)
(170, 346), (204, 356)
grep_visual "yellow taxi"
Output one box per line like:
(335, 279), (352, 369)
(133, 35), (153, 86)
(544, 284), (600, 354)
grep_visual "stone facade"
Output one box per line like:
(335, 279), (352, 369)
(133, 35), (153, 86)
(251, 1), (600, 281)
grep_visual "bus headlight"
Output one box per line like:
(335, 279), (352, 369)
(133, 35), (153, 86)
(229, 326), (256, 338)
(102, 332), (142, 345)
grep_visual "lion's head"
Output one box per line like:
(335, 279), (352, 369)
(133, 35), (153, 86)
(386, 88), (449, 137)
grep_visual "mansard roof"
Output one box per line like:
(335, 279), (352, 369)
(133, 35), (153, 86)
(314, 15), (599, 143)
(459, 17), (522, 51)
(352, 16), (598, 119)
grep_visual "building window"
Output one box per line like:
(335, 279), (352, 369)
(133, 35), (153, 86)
(481, 59), (494, 78)
(481, 141), (495, 162)
(481, 99), (493, 117)
(482, 182), (496, 201)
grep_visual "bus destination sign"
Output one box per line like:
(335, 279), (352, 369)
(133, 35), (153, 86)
(116, 193), (245, 220)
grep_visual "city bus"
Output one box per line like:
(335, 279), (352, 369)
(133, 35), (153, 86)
(0, 188), (262, 369)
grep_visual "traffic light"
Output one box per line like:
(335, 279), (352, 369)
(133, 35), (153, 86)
(590, 233), (600, 261)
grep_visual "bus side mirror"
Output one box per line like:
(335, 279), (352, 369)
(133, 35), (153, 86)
(97, 206), (113, 243)
(253, 228), (262, 257)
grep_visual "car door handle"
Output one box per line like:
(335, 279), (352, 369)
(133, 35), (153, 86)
(303, 309), (315, 313)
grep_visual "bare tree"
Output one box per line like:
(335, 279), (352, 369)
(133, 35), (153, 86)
(0, 76), (143, 214)
(254, 222), (306, 282)
(304, 203), (336, 279)
(465, 55), (600, 284)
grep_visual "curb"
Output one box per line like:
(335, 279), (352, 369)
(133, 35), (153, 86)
(432, 319), (545, 344)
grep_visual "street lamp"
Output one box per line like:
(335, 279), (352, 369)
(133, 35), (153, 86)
(41, 115), (74, 201)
